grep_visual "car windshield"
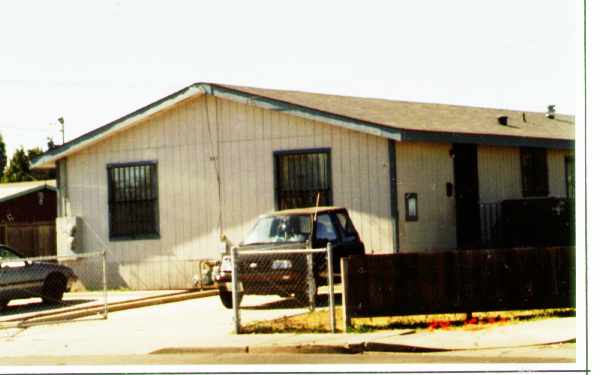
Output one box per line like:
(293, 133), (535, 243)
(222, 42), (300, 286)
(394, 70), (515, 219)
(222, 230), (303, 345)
(0, 246), (23, 260)
(243, 214), (312, 245)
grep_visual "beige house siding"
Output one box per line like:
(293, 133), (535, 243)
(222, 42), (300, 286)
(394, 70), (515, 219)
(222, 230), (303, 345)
(395, 142), (456, 252)
(547, 148), (570, 198)
(59, 92), (572, 289)
(62, 95), (394, 289)
(478, 145), (571, 203)
(477, 146), (522, 203)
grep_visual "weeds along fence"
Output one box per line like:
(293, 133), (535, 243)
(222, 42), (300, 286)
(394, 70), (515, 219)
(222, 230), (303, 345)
(0, 251), (108, 329)
(230, 244), (336, 334)
(341, 246), (575, 330)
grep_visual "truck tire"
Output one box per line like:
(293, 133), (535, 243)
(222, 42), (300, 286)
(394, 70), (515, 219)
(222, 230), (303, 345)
(295, 288), (318, 306)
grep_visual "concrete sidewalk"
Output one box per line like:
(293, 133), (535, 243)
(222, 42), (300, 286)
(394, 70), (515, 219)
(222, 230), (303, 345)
(151, 317), (576, 354)
(0, 292), (576, 358)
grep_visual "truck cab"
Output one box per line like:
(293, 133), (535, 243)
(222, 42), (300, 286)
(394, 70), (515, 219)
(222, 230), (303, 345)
(212, 207), (364, 308)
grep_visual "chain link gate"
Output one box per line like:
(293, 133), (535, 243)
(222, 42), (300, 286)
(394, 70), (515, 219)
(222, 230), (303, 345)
(0, 251), (108, 329)
(230, 243), (336, 333)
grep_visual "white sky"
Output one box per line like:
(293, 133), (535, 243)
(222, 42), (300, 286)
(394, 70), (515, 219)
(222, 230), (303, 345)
(0, 0), (579, 158)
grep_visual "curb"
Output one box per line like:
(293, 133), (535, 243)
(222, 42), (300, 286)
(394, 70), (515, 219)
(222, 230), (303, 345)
(151, 343), (364, 355)
(149, 337), (576, 355)
(8, 289), (218, 327)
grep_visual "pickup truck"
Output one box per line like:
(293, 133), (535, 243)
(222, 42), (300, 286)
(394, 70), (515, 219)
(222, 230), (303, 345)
(212, 206), (364, 308)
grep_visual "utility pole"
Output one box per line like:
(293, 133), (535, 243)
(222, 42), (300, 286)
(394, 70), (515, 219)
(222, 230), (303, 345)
(57, 117), (65, 144)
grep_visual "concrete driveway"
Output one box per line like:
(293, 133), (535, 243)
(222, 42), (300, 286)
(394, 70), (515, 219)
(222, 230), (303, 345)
(0, 293), (308, 357)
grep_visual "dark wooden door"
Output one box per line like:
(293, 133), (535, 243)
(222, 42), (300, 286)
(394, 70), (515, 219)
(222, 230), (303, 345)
(453, 143), (481, 249)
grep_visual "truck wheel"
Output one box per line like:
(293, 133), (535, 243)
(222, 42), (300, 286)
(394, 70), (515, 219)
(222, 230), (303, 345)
(295, 288), (318, 306)
(218, 287), (243, 309)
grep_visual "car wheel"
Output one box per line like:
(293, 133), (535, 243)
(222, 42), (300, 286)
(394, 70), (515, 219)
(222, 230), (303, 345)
(42, 274), (67, 305)
(218, 286), (243, 309)
(0, 300), (8, 312)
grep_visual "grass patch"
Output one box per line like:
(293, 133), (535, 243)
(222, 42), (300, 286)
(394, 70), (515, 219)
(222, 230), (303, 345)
(240, 307), (575, 334)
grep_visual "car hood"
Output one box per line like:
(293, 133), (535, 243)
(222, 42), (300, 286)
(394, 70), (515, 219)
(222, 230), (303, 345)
(236, 242), (310, 252)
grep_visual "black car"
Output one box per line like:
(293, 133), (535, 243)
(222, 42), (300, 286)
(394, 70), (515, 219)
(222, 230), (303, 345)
(0, 245), (77, 311)
(213, 207), (364, 308)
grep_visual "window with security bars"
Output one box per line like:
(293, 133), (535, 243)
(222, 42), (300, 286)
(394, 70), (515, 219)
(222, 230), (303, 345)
(520, 147), (549, 197)
(107, 161), (159, 240)
(274, 150), (332, 210)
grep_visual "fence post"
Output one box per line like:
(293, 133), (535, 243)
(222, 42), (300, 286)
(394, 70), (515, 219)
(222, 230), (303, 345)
(231, 246), (241, 334)
(326, 243), (336, 333)
(341, 257), (351, 332)
(306, 252), (316, 311)
(102, 250), (108, 319)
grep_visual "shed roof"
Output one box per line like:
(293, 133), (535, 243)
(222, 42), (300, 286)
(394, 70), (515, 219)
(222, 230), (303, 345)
(31, 82), (575, 169)
(0, 180), (56, 203)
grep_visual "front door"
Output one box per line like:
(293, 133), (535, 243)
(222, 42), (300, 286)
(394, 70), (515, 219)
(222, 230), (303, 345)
(453, 143), (480, 249)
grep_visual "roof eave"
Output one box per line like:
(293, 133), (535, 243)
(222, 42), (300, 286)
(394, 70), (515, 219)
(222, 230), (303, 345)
(30, 84), (207, 169)
(0, 183), (57, 204)
(399, 129), (575, 149)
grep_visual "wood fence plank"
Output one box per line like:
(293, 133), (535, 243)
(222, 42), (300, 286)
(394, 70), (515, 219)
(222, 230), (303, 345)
(344, 247), (574, 319)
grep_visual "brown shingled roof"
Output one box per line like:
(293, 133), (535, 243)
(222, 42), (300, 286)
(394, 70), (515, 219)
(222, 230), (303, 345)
(217, 84), (574, 141)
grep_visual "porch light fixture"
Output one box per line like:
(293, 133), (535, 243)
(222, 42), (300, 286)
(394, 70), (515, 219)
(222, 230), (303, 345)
(497, 116), (509, 126)
(405, 193), (418, 221)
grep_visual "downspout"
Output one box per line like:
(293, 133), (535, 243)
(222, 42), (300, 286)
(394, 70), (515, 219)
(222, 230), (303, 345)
(57, 158), (69, 217)
(388, 139), (400, 253)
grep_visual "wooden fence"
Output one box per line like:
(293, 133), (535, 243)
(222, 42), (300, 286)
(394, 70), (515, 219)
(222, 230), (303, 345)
(0, 221), (56, 257)
(341, 247), (575, 329)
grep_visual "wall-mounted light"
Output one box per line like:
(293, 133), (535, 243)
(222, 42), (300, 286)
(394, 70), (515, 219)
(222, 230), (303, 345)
(497, 116), (509, 126)
(405, 193), (418, 221)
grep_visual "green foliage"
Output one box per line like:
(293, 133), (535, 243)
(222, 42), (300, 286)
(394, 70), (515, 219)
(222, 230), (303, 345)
(2, 146), (55, 182)
(0, 134), (6, 176)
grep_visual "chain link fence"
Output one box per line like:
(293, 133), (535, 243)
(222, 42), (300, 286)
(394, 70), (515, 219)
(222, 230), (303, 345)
(227, 244), (336, 333)
(0, 250), (108, 329)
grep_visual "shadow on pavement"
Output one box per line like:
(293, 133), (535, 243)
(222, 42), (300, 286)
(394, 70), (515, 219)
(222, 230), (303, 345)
(1, 299), (95, 318)
(241, 293), (342, 310)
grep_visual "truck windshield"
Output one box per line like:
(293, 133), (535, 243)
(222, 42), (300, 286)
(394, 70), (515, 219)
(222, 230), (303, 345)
(243, 214), (312, 245)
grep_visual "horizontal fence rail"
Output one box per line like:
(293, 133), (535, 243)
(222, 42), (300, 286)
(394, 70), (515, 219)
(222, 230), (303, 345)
(341, 247), (575, 330)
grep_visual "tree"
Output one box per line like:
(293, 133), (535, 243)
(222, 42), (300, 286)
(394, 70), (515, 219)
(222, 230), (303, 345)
(46, 137), (56, 150)
(3, 147), (31, 182)
(0, 133), (6, 176)
(2, 146), (55, 182)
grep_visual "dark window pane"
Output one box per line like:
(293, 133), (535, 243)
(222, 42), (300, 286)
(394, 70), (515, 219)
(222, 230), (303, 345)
(275, 150), (331, 209)
(108, 162), (159, 239)
(520, 147), (549, 197)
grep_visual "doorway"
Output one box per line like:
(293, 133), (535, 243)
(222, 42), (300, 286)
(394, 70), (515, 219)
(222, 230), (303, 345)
(452, 143), (480, 249)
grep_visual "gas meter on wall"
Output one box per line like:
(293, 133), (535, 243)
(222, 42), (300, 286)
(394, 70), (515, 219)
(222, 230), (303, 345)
(56, 216), (82, 256)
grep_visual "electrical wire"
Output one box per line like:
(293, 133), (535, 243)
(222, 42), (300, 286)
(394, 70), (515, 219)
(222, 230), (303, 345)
(203, 93), (224, 240)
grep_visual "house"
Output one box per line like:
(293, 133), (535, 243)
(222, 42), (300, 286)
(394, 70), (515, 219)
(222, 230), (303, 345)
(31, 83), (575, 289)
(0, 180), (57, 257)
